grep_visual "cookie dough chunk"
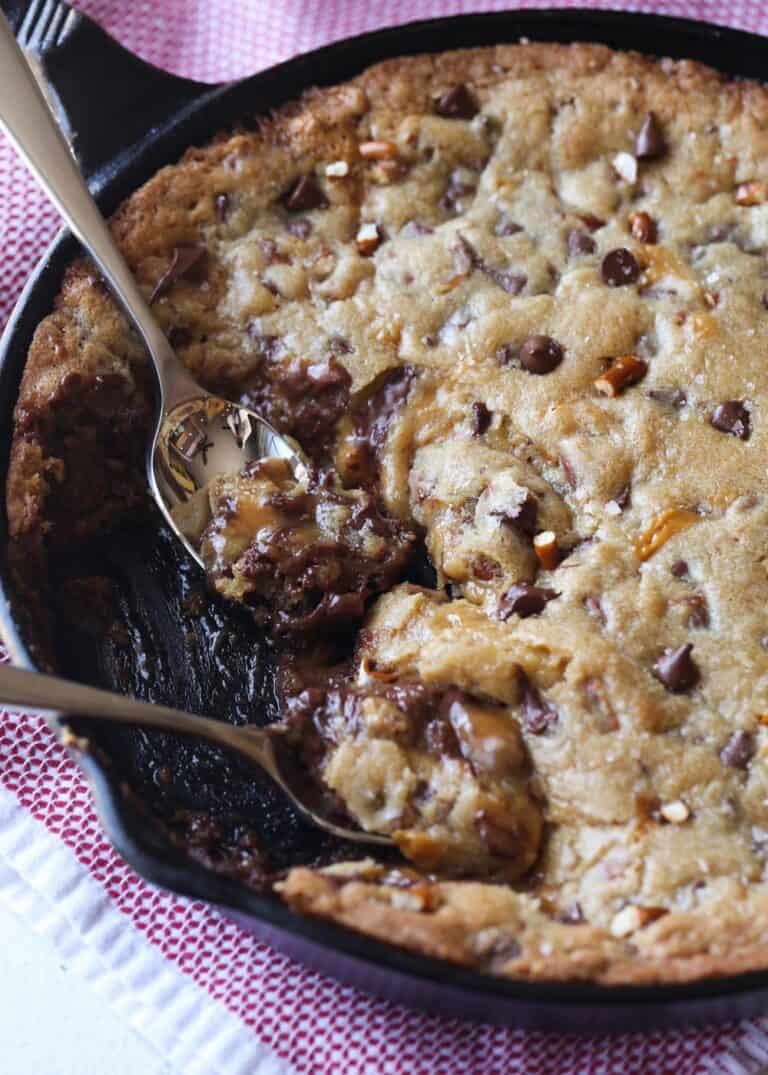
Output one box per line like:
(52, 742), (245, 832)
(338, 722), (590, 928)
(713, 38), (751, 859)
(200, 458), (414, 633)
(284, 667), (543, 878)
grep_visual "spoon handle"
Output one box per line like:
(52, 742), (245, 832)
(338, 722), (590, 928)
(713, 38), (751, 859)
(0, 663), (281, 781)
(0, 14), (198, 404)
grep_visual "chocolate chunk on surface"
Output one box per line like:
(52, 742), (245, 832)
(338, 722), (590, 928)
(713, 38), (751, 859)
(518, 669), (559, 734)
(653, 643), (700, 692)
(495, 212), (523, 237)
(283, 174), (328, 212)
(635, 111), (667, 159)
(567, 229), (596, 256)
(601, 248), (641, 287)
(519, 334), (564, 375)
(711, 401), (751, 440)
(435, 83), (479, 119)
(490, 269), (527, 294)
(453, 234), (483, 273)
(498, 582), (559, 620)
(150, 244), (206, 303)
(720, 731), (755, 770)
(238, 354), (351, 462)
(491, 489), (538, 536)
(470, 401), (492, 436)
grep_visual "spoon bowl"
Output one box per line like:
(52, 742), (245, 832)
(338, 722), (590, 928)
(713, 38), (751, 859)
(0, 664), (394, 847)
(0, 12), (311, 569)
(151, 388), (310, 566)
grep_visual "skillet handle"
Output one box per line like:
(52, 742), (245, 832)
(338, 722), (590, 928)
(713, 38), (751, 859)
(0, 0), (214, 185)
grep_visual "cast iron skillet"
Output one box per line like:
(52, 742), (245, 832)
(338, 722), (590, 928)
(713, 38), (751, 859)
(1, 2), (768, 1032)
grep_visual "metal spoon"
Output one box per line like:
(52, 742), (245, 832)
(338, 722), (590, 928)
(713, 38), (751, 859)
(0, 664), (393, 846)
(0, 21), (392, 848)
(0, 14), (309, 565)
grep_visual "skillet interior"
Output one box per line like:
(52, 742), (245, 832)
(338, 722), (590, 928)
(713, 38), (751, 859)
(3, 5), (768, 1029)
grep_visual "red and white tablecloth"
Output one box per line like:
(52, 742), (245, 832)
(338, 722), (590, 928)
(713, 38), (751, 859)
(3, 3), (768, 1072)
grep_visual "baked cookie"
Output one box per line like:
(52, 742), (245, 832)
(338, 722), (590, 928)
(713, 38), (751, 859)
(8, 40), (768, 984)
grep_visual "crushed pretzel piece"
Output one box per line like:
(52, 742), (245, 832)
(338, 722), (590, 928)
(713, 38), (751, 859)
(660, 800), (690, 824)
(359, 140), (400, 160)
(533, 530), (560, 570)
(325, 160), (349, 178)
(610, 905), (666, 938)
(594, 355), (648, 397)
(356, 222), (382, 256)
(736, 180), (768, 206)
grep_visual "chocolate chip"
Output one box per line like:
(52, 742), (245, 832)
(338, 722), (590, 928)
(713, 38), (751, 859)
(578, 213), (605, 232)
(490, 269), (527, 294)
(653, 643), (699, 692)
(215, 193), (230, 222)
(520, 334), (564, 374)
(720, 730), (755, 770)
(287, 217), (313, 238)
(635, 112), (667, 160)
(670, 560), (689, 578)
(711, 400), (751, 440)
(434, 83), (478, 119)
(453, 234), (483, 273)
(492, 490), (538, 536)
(518, 669), (558, 734)
(567, 229), (596, 256)
(495, 212), (523, 237)
(471, 401), (492, 436)
(601, 248), (641, 287)
(150, 244), (206, 303)
(283, 175), (328, 212)
(498, 582), (559, 620)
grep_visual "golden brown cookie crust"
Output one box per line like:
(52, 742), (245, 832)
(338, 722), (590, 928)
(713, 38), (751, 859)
(7, 41), (768, 983)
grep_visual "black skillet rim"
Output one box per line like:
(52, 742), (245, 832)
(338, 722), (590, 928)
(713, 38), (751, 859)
(2, 6), (768, 1023)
